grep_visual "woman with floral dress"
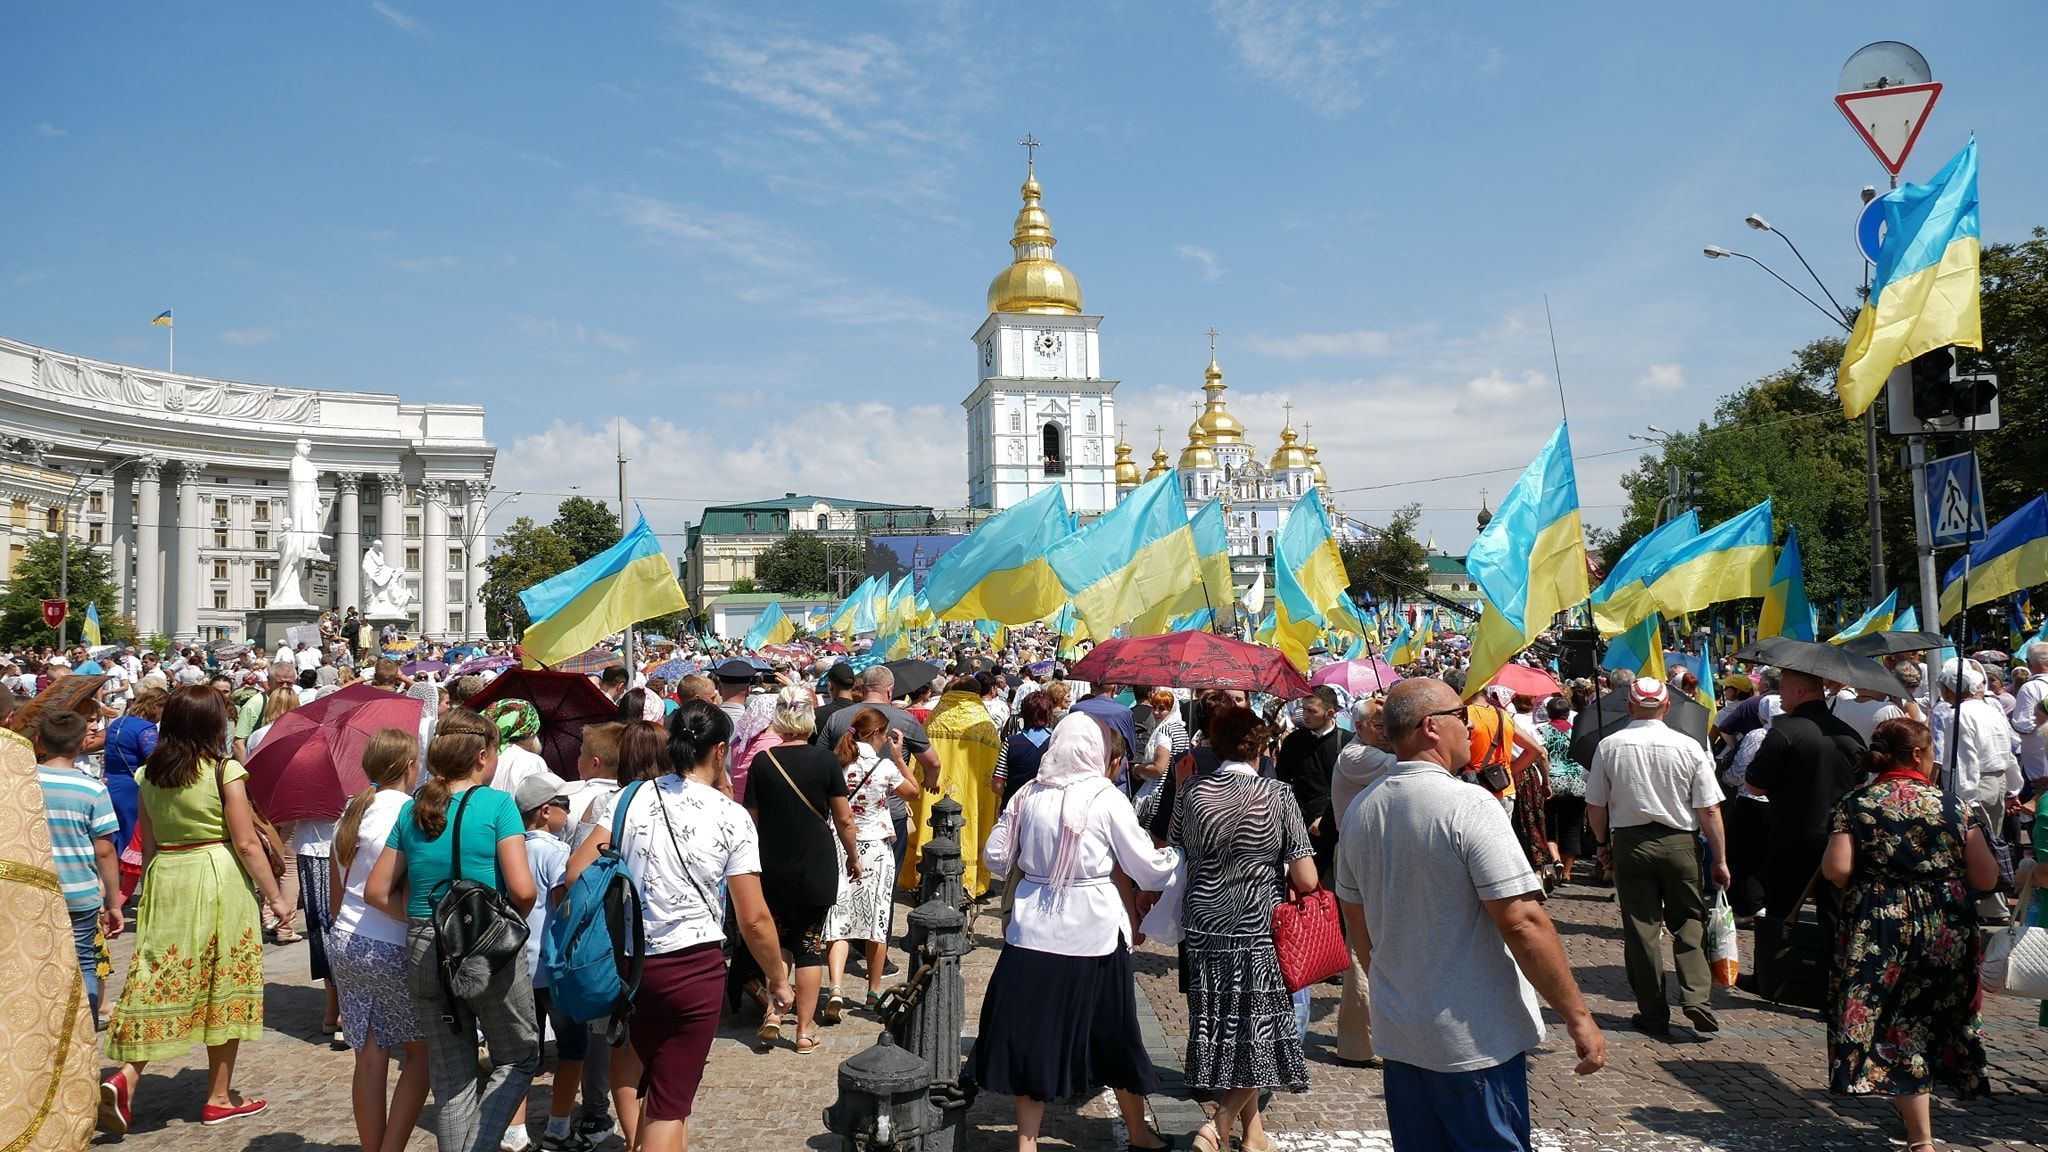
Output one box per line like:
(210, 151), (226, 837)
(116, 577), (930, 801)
(1821, 718), (1999, 1152)
(821, 707), (922, 1019)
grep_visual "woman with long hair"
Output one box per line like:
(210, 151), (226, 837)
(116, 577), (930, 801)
(327, 729), (431, 1152)
(365, 709), (538, 1152)
(1821, 718), (1998, 1152)
(821, 706), (921, 1018)
(99, 685), (293, 1134)
(564, 698), (794, 1152)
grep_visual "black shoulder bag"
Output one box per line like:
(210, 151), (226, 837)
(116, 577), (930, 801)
(430, 787), (531, 1028)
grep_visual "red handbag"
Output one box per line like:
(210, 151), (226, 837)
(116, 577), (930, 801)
(1271, 887), (1348, 993)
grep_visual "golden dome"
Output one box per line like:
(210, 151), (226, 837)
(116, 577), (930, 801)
(1178, 428), (1218, 471)
(1270, 422), (1311, 471)
(1114, 438), (1141, 487)
(987, 169), (1083, 315)
(1195, 357), (1247, 445)
(1304, 427), (1329, 487)
(1144, 440), (1172, 482)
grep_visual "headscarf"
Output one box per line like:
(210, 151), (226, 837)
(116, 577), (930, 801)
(1017, 712), (1119, 902)
(731, 692), (780, 756)
(483, 698), (540, 746)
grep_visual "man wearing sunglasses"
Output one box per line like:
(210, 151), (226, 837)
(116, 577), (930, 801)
(1334, 678), (1605, 1151)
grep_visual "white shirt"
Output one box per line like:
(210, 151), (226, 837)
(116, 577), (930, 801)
(983, 778), (1180, 957)
(490, 744), (550, 803)
(563, 777), (620, 850)
(522, 830), (569, 987)
(295, 647), (322, 673)
(332, 790), (410, 946)
(607, 775), (759, 954)
(1930, 698), (2023, 805)
(291, 817), (336, 859)
(1586, 718), (1724, 832)
(2012, 675), (2048, 781)
(1829, 689), (1904, 742)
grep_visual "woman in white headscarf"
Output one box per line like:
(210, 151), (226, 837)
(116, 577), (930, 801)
(971, 712), (1180, 1152)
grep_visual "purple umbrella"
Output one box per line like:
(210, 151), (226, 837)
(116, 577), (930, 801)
(402, 659), (449, 677)
(452, 654), (518, 676)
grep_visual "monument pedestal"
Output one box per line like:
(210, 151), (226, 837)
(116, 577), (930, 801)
(360, 609), (415, 656)
(245, 605), (324, 652)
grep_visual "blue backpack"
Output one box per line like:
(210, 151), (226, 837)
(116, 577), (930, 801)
(542, 780), (648, 1044)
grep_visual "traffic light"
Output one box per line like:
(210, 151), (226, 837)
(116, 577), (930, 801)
(1909, 344), (1998, 422)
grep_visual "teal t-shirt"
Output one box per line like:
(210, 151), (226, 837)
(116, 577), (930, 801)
(393, 786), (524, 919)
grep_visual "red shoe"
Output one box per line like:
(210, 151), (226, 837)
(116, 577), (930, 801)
(200, 1096), (268, 1125)
(99, 1073), (131, 1136)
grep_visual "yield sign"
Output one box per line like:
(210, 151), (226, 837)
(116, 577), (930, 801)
(1835, 82), (1941, 175)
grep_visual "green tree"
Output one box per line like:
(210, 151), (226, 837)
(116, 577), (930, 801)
(550, 497), (622, 564)
(727, 577), (757, 595)
(482, 517), (576, 635)
(754, 530), (832, 596)
(1974, 227), (2048, 515)
(1338, 504), (1431, 607)
(0, 535), (130, 647)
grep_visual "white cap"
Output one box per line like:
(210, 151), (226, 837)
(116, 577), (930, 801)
(1938, 657), (1986, 696)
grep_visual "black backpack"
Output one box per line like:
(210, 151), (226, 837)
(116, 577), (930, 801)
(429, 788), (531, 1028)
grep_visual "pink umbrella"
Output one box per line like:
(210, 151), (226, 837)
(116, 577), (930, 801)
(245, 683), (425, 822)
(1311, 657), (1401, 695)
(1488, 662), (1562, 699)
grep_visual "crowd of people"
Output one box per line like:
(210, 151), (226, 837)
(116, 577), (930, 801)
(14, 619), (2044, 1151)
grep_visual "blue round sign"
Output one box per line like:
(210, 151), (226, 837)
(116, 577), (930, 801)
(1856, 195), (1888, 266)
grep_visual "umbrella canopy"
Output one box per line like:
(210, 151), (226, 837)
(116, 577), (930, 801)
(451, 654), (518, 676)
(884, 659), (943, 698)
(465, 668), (617, 780)
(552, 645), (622, 676)
(1069, 633), (1315, 699)
(646, 657), (700, 682)
(1568, 687), (1709, 768)
(402, 660), (448, 677)
(1311, 657), (1400, 695)
(1974, 650), (2009, 663)
(1839, 631), (1951, 658)
(444, 644), (484, 658)
(381, 638), (420, 654)
(1488, 663), (1562, 698)
(244, 683), (424, 822)
(1026, 660), (1057, 676)
(1732, 636), (1908, 699)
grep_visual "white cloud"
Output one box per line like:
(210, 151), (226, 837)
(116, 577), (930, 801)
(370, 2), (424, 36)
(1210, 0), (1394, 115)
(1639, 363), (1687, 393)
(35, 121), (65, 138)
(220, 326), (279, 346)
(1464, 369), (1549, 402)
(512, 315), (637, 355)
(1176, 244), (1223, 282)
(386, 254), (459, 273)
(611, 193), (811, 274)
(1243, 329), (1393, 359)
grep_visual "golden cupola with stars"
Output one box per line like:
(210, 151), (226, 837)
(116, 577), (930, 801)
(987, 150), (1083, 316)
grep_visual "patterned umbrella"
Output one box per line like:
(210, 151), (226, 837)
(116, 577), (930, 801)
(1310, 657), (1401, 695)
(465, 668), (618, 779)
(552, 645), (623, 675)
(647, 657), (700, 682)
(1068, 633), (1315, 699)
(244, 683), (424, 822)
(451, 654), (519, 676)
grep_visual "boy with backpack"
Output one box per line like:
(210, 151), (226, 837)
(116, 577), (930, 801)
(35, 709), (123, 1015)
(505, 771), (589, 1152)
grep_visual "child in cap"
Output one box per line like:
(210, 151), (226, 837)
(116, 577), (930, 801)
(503, 770), (589, 1152)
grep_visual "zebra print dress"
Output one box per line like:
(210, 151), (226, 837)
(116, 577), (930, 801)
(1171, 766), (1313, 1092)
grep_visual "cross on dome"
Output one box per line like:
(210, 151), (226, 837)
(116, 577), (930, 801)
(1019, 133), (1040, 174)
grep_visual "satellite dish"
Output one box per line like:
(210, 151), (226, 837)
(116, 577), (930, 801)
(1837, 41), (1933, 93)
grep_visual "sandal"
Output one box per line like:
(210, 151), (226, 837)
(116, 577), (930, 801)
(1124, 1122), (1170, 1151)
(865, 989), (884, 1008)
(755, 1015), (781, 1047)
(822, 988), (844, 1025)
(1188, 1122), (1223, 1152)
(794, 1032), (821, 1055)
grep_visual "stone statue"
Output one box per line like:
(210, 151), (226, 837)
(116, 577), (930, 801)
(270, 516), (314, 610)
(286, 438), (329, 561)
(362, 537), (414, 617)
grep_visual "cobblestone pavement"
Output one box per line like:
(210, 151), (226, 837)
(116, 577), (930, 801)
(96, 879), (2047, 1150)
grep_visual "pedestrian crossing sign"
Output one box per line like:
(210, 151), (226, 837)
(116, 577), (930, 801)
(1926, 451), (1987, 547)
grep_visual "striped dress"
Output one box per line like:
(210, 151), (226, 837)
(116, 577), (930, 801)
(1172, 766), (1312, 1092)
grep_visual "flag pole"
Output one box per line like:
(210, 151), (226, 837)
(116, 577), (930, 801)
(168, 316), (174, 374)
(617, 417), (634, 679)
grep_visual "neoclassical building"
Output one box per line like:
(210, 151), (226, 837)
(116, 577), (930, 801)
(0, 334), (496, 642)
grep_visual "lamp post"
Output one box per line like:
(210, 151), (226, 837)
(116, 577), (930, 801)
(461, 489), (521, 640)
(55, 445), (151, 648)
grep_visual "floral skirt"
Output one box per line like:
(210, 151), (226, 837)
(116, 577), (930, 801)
(328, 928), (423, 1049)
(105, 844), (265, 1062)
(822, 838), (894, 944)
(1829, 878), (1987, 1099)
(1183, 928), (1308, 1093)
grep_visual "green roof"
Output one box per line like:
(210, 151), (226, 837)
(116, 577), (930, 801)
(1425, 554), (1469, 575)
(696, 493), (935, 535)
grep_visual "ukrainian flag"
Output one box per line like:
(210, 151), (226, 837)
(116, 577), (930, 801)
(1938, 492), (2048, 623)
(1829, 590), (1898, 645)
(1465, 423), (1589, 698)
(1591, 511), (1699, 635)
(744, 600), (794, 650)
(519, 516), (689, 669)
(82, 602), (102, 646)
(1275, 491), (1349, 627)
(1263, 598), (1320, 673)
(1894, 605), (1919, 633)
(826, 576), (873, 635)
(1385, 622), (1422, 666)
(1048, 471), (1201, 640)
(151, 310), (173, 327)
(1129, 496), (1234, 635)
(1757, 527), (1816, 642)
(1636, 500), (1776, 622)
(1838, 138), (1982, 418)
(925, 485), (1074, 624)
(1603, 614), (1666, 682)
(885, 574), (916, 633)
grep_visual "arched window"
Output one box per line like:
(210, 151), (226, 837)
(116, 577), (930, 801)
(1185, 478), (1195, 500)
(1010, 409), (1022, 433)
(1265, 532), (1276, 554)
(816, 514), (829, 531)
(1086, 412), (1097, 435)
(1042, 423), (1065, 475)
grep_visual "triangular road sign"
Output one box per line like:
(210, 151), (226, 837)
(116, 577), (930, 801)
(1834, 82), (1940, 175)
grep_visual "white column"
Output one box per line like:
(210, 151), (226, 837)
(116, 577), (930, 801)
(172, 461), (201, 640)
(421, 478), (448, 641)
(375, 473), (403, 556)
(334, 472), (362, 612)
(133, 459), (162, 636)
(463, 480), (487, 640)
(110, 471), (133, 619)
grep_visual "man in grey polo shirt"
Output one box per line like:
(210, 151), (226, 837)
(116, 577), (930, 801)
(1336, 678), (1605, 1151)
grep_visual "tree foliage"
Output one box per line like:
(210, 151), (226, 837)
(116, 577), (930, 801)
(754, 530), (831, 596)
(1974, 227), (2048, 514)
(0, 535), (130, 647)
(550, 497), (622, 565)
(1338, 504), (1432, 607)
(482, 516), (576, 635)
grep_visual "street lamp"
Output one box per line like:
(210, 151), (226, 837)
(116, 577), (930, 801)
(1701, 246), (1848, 332)
(54, 443), (151, 648)
(461, 489), (522, 639)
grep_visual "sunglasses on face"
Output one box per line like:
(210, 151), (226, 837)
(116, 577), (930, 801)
(1426, 705), (1471, 726)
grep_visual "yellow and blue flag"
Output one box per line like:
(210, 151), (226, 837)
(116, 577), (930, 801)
(826, 576), (874, 635)
(1894, 605), (1919, 633)
(1048, 471), (1201, 640)
(1385, 622), (1422, 666)
(1263, 598), (1320, 674)
(1130, 496), (1234, 635)
(1603, 614), (1666, 683)
(926, 485), (1074, 624)
(744, 600), (794, 650)
(1757, 527), (1815, 642)
(1591, 511), (1699, 635)
(885, 574), (916, 633)
(151, 310), (173, 327)
(1938, 492), (2048, 623)
(1637, 500), (1776, 623)
(1830, 589), (1898, 645)
(1838, 138), (1981, 418)
(1465, 423), (1589, 698)
(82, 602), (102, 646)
(1275, 490), (1350, 627)
(519, 515), (689, 669)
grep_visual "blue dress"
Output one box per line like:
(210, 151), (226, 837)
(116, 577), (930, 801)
(100, 714), (158, 852)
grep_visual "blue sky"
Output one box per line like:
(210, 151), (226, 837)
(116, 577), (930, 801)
(6, 2), (2044, 552)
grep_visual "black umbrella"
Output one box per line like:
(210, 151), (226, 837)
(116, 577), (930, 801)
(884, 659), (942, 698)
(1839, 630), (1950, 658)
(1732, 636), (1908, 699)
(1568, 687), (1710, 770)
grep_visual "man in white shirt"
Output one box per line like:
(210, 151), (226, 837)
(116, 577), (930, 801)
(1930, 659), (2023, 809)
(294, 642), (321, 674)
(1828, 685), (1907, 742)
(1586, 677), (1728, 1038)
(2012, 643), (2048, 784)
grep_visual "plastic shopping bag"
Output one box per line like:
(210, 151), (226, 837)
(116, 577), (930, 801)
(1708, 890), (1740, 987)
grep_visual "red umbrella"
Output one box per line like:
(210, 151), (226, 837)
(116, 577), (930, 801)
(1487, 662), (1562, 698)
(245, 683), (424, 822)
(1069, 633), (1315, 699)
(465, 668), (618, 779)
